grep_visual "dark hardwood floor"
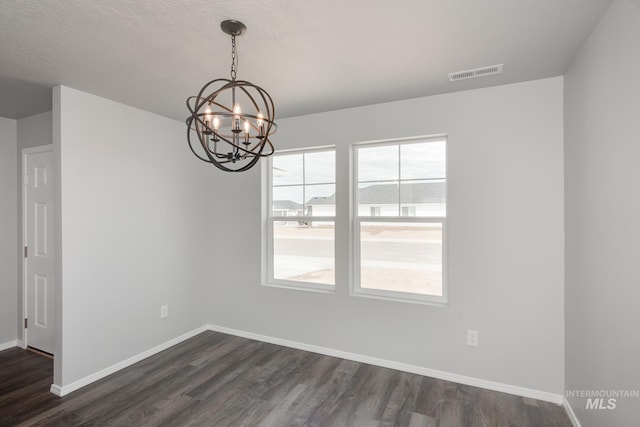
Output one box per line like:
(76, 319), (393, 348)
(0, 331), (572, 426)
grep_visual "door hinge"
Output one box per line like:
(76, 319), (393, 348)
(24, 246), (27, 258)
(24, 318), (28, 329)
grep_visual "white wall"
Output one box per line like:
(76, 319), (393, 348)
(18, 111), (52, 150)
(53, 86), (214, 388)
(564, 1), (640, 425)
(0, 117), (18, 347)
(16, 111), (53, 343)
(206, 77), (565, 396)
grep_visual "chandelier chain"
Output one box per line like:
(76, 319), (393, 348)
(230, 35), (238, 81)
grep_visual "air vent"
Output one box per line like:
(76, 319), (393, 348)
(448, 64), (504, 82)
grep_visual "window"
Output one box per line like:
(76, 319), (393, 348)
(263, 137), (446, 304)
(401, 206), (416, 217)
(353, 137), (447, 303)
(266, 147), (336, 290)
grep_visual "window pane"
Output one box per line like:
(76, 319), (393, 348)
(400, 180), (446, 217)
(305, 184), (335, 216)
(400, 140), (446, 180)
(305, 151), (335, 184)
(358, 182), (399, 216)
(273, 221), (335, 285)
(358, 145), (399, 182)
(273, 153), (303, 186)
(359, 222), (442, 296)
(273, 186), (303, 216)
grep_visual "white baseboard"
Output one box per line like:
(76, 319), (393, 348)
(50, 384), (63, 396)
(17, 340), (25, 349)
(563, 396), (582, 427)
(0, 340), (18, 351)
(50, 325), (207, 397)
(207, 323), (564, 405)
(46, 323), (566, 406)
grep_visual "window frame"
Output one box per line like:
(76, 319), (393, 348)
(351, 136), (448, 305)
(264, 145), (336, 293)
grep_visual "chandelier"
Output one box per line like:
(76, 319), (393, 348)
(186, 20), (276, 172)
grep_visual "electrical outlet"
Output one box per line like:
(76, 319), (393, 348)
(467, 330), (479, 346)
(160, 305), (168, 318)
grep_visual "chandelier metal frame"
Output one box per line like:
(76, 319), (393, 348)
(186, 20), (276, 172)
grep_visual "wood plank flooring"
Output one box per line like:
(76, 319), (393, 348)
(0, 331), (572, 426)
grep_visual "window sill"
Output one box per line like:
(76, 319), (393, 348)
(262, 281), (336, 294)
(350, 288), (448, 307)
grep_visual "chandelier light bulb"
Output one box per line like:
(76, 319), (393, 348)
(257, 112), (264, 137)
(204, 105), (213, 125)
(233, 103), (241, 132)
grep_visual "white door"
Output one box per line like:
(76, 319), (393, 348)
(24, 146), (56, 355)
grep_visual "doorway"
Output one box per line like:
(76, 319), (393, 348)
(22, 145), (56, 355)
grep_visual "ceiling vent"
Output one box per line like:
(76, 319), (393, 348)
(448, 64), (503, 82)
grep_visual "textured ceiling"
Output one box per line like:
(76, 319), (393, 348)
(0, 0), (612, 120)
